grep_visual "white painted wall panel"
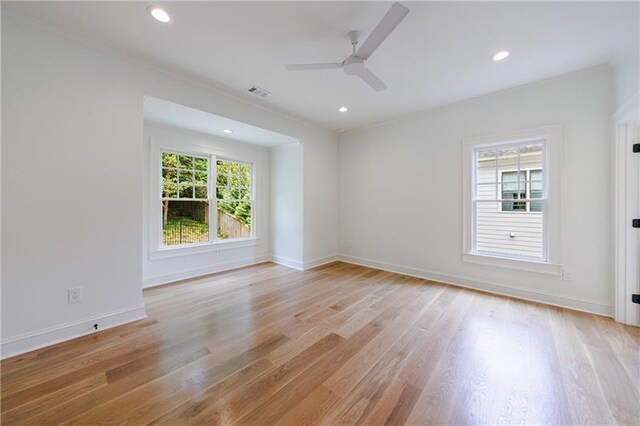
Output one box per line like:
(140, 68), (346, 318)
(271, 143), (304, 268)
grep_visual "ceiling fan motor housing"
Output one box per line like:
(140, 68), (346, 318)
(343, 56), (365, 75)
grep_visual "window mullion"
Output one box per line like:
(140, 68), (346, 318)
(493, 149), (498, 206)
(211, 155), (217, 243)
(526, 170), (530, 212)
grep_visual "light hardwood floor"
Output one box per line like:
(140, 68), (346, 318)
(1, 262), (638, 425)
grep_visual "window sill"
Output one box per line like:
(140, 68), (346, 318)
(149, 238), (260, 260)
(462, 252), (562, 276)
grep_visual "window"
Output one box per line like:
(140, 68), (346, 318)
(215, 159), (252, 240)
(500, 169), (542, 212)
(473, 141), (546, 260)
(529, 169), (543, 212)
(462, 125), (562, 274)
(161, 153), (210, 246)
(160, 151), (253, 247)
(500, 170), (526, 211)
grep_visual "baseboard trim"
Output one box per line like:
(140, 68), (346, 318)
(271, 255), (304, 270)
(143, 255), (272, 287)
(145, 254), (338, 288)
(337, 254), (612, 317)
(0, 304), (147, 360)
(303, 255), (339, 270)
(271, 255), (339, 271)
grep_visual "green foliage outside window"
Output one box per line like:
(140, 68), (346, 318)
(216, 160), (252, 228)
(162, 152), (208, 199)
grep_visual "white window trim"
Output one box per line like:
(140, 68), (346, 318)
(462, 124), (563, 275)
(149, 137), (258, 259)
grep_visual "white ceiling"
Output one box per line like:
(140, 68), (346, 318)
(144, 97), (300, 147)
(5, 1), (638, 130)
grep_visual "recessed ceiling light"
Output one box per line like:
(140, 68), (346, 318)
(149, 6), (172, 23)
(222, 129), (233, 134)
(492, 50), (510, 61)
(338, 106), (348, 113)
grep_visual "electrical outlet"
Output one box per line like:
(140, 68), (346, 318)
(68, 287), (82, 303)
(562, 270), (574, 281)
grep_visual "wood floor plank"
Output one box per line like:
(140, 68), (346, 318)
(325, 328), (431, 425)
(236, 322), (384, 425)
(25, 333), (289, 424)
(583, 344), (640, 425)
(1, 261), (637, 425)
(322, 283), (442, 398)
(1, 373), (108, 424)
(183, 333), (345, 424)
(546, 305), (617, 425)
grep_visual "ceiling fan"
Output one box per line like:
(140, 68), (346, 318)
(285, 2), (410, 92)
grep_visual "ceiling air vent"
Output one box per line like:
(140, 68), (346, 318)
(247, 85), (271, 98)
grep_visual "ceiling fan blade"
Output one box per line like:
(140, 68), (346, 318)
(356, 2), (409, 60)
(357, 67), (387, 91)
(285, 63), (342, 71)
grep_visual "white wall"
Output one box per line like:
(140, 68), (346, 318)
(613, 3), (639, 111)
(271, 143), (304, 268)
(303, 135), (338, 267)
(1, 15), (338, 357)
(142, 124), (272, 286)
(614, 52), (639, 112)
(338, 66), (615, 316)
(2, 16), (146, 358)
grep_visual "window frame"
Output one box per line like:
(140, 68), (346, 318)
(149, 137), (258, 259)
(462, 125), (563, 275)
